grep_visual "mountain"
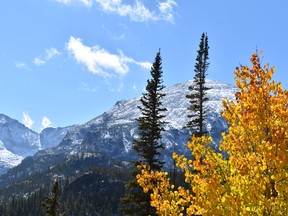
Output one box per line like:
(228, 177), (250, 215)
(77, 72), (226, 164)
(0, 114), (75, 175)
(0, 114), (40, 174)
(40, 126), (76, 149)
(0, 114), (40, 156)
(0, 79), (237, 197)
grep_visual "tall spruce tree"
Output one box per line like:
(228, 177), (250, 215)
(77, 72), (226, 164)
(186, 32), (210, 137)
(133, 49), (167, 171)
(120, 49), (167, 216)
(43, 181), (60, 216)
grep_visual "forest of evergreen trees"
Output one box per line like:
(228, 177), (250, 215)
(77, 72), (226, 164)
(0, 167), (131, 215)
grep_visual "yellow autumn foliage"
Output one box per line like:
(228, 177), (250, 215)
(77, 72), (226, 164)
(136, 52), (288, 215)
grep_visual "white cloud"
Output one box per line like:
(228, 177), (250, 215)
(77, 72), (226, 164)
(158, 0), (177, 23)
(80, 0), (93, 7)
(55, 0), (92, 7)
(41, 116), (52, 130)
(95, 0), (177, 23)
(55, 0), (177, 23)
(135, 61), (152, 70)
(34, 48), (61, 66)
(15, 62), (30, 71)
(96, 0), (155, 22)
(46, 48), (61, 60)
(22, 112), (34, 129)
(33, 57), (45, 66)
(67, 36), (150, 77)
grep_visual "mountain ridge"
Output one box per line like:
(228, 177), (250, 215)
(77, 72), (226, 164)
(0, 79), (237, 196)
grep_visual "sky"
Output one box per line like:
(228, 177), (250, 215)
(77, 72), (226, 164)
(1, 0), (288, 132)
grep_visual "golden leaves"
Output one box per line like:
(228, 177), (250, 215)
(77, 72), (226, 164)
(136, 52), (288, 215)
(136, 164), (192, 215)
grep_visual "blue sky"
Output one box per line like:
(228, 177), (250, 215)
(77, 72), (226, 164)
(1, 0), (288, 132)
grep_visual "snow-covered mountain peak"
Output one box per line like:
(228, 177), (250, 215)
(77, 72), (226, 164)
(87, 79), (237, 130)
(162, 79), (236, 129)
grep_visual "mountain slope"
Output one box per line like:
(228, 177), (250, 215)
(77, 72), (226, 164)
(0, 79), (237, 196)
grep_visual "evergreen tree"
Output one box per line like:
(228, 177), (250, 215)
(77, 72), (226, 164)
(133, 49), (167, 170)
(120, 49), (167, 216)
(43, 181), (60, 216)
(186, 32), (210, 137)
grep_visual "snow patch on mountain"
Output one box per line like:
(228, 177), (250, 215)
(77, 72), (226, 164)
(0, 140), (23, 174)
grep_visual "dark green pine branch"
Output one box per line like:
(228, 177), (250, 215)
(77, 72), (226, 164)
(186, 32), (211, 137)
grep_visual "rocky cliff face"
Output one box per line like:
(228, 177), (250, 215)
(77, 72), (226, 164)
(40, 126), (76, 149)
